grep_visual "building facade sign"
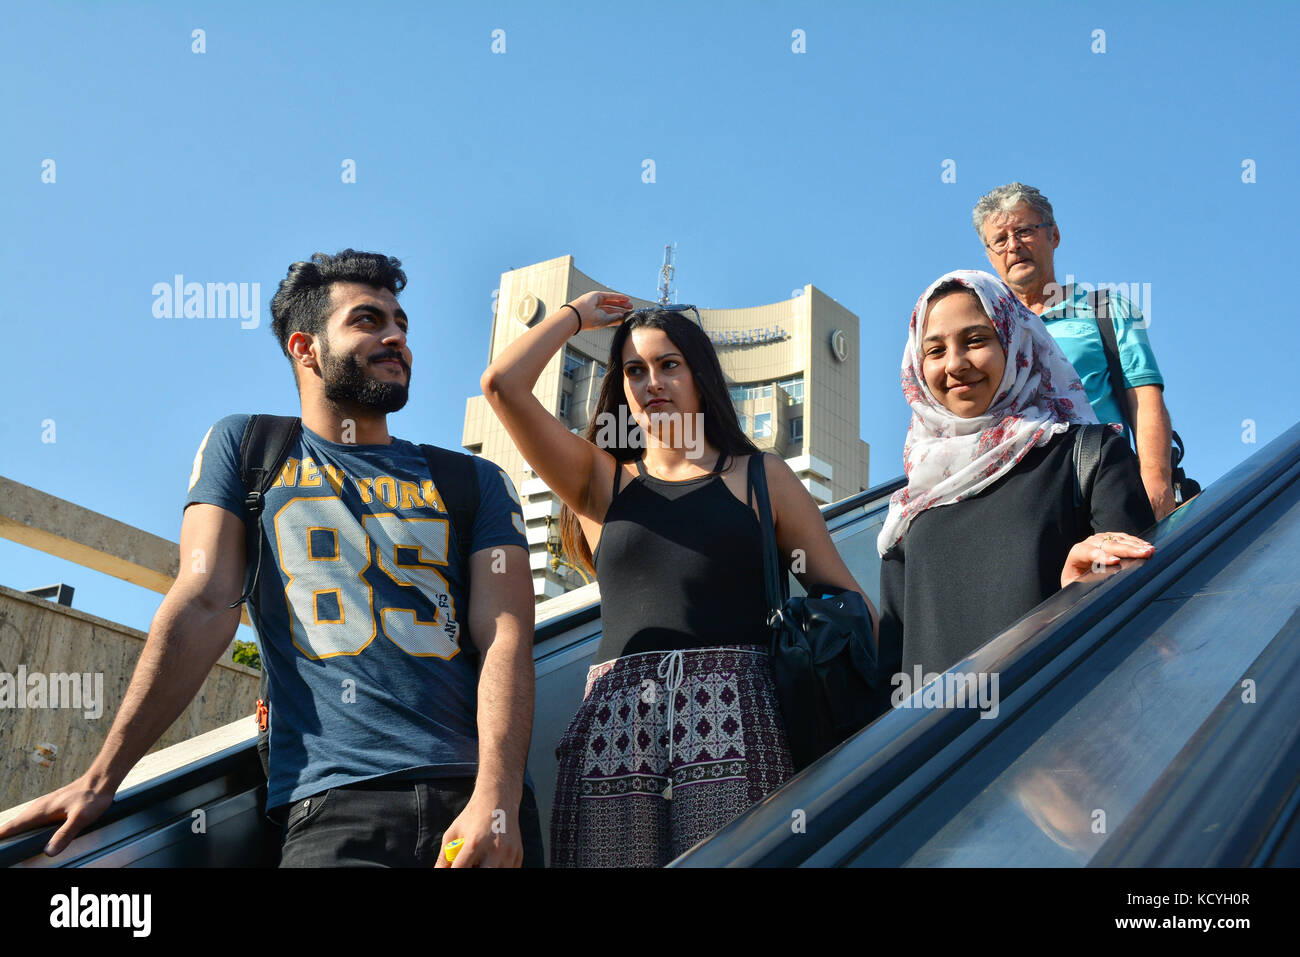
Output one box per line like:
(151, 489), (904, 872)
(708, 325), (790, 346)
(462, 256), (869, 602)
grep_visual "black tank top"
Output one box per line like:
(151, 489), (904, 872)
(591, 453), (770, 663)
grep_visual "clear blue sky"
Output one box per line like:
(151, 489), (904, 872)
(2, 1), (1296, 639)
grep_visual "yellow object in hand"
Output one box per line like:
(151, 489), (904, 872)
(444, 838), (465, 863)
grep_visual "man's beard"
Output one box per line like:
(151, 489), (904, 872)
(319, 339), (410, 414)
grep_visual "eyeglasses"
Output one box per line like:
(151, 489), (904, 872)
(660, 303), (703, 330)
(984, 222), (1053, 254)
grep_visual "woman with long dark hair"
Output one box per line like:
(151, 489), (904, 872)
(482, 291), (872, 867)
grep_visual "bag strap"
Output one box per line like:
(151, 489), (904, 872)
(1086, 288), (1136, 440)
(1072, 424), (1106, 509)
(420, 445), (481, 654)
(748, 453), (788, 622)
(232, 415), (302, 610)
(420, 445), (480, 573)
(1087, 288), (1191, 482)
(1169, 429), (1187, 469)
(232, 414), (301, 741)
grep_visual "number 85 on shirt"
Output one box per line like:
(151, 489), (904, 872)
(273, 497), (462, 659)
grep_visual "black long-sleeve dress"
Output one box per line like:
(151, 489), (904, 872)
(878, 425), (1156, 678)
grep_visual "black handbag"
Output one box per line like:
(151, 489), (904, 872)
(748, 454), (882, 772)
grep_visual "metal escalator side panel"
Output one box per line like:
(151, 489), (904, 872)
(1089, 608), (1300, 867)
(672, 421), (1300, 867)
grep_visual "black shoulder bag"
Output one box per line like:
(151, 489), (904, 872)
(748, 453), (881, 772)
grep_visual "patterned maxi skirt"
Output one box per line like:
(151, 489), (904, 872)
(550, 645), (794, 868)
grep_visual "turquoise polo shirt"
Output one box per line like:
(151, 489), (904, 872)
(1040, 282), (1164, 430)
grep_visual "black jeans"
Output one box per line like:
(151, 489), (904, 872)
(278, 776), (544, 868)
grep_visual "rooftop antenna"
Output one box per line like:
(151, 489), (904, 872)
(657, 243), (677, 306)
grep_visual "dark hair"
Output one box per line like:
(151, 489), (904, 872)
(270, 249), (407, 373)
(558, 308), (760, 575)
(924, 278), (1004, 345)
(927, 277), (983, 310)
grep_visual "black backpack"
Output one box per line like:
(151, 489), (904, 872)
(227, 414), (481, 779)
(1087, 290), (1201, 505)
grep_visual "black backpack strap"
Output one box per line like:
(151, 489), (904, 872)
(1086, 289), (1135, 439)
(420, 445), (482, 652)
(1087, 289), (1194, 502)
(1072, 424), (1106, 510)
(231, 415), (302, 609)
(230, 414), (301, 784)
(420, 445), (480, 570)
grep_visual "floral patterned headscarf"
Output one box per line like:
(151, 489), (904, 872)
(877, 269), (1097, 555)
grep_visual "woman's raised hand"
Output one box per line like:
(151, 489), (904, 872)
(568, 291), (634, 331)
(1060, 532), (1155, 587)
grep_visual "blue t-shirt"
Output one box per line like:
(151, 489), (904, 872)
(1041, 284), (1164, 430)
(185, 414), (526, 810)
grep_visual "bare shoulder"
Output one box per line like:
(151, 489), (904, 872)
(718, 451), (808, 520)
(762, 453), (824, 523)
(715, 450), (795, 486)
(720, 450), (781, 479)
(761, 451), (804, 493)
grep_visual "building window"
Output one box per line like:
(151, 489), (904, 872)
(777, 374), (804, 404)
(558, 392), (571, 418)
(562, 351), (585, 380)
(595, 362), (606, 379)
(729, 383), (775, 403)
(754, 412), (772, 438)
(788, 416), (803, 443)
(737, 413), (749, 434)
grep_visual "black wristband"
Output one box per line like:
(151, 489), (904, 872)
(560, 303), (581, 336)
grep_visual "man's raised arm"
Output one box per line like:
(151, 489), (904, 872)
(0, 503), (247, 855)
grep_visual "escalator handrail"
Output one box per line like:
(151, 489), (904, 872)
(821, 476), (906, 522)
(0, 735), (263, 867)
(671, 420), (1300, 866)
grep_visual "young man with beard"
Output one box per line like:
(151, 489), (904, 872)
(0, 250), (540, 867)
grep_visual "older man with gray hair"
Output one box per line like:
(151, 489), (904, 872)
(973, 182), (1176, 519)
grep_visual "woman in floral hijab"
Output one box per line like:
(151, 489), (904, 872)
(877, 270), (1156, 678)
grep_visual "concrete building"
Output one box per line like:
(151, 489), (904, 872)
(462, 255), (870, 600)
(0, 476), (260, 814)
